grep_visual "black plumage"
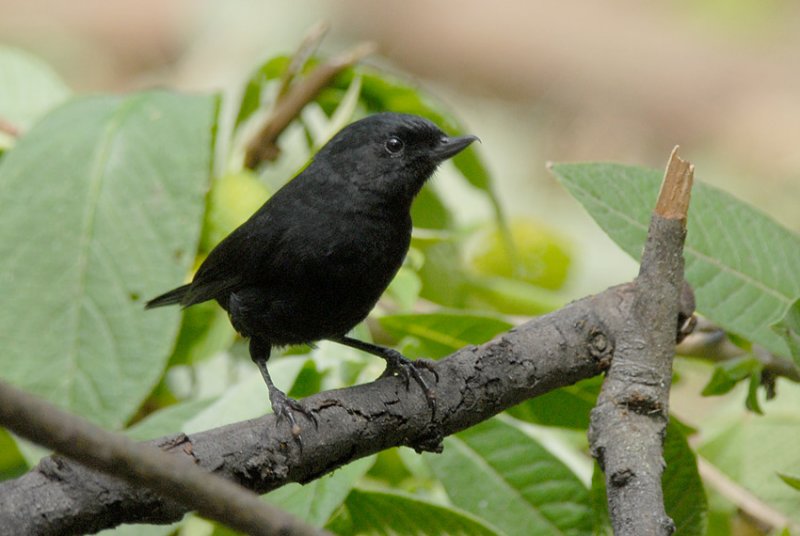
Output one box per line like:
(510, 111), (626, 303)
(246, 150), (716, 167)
(147, 112), (477, 433)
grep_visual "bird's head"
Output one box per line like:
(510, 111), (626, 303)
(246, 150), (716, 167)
(314, 112), (478, 206)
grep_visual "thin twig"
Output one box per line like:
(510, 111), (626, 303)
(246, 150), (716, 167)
(677, 317), (800, 382)
(697, 456), (799, 532)
(0, 379), (327, 536)
(277, 21), (330, 100)
(244, 41), (376, 169)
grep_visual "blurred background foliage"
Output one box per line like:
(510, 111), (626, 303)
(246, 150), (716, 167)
(1, 1), (800, 535)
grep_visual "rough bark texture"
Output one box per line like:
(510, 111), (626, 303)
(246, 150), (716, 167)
(0, 284), (655, 536)
(588, 149), (692, 536)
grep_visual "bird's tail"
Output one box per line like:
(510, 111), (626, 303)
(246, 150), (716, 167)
(145, 283), (191, 309)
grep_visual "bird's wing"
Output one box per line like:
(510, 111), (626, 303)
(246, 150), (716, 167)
(183, 174), (337, 307)
(181, 244), (245, 307)
(182, 200), (291, 307)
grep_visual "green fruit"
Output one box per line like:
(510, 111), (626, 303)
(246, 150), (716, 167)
(468, 219), (572, 290)
(201, 171), (269, 251)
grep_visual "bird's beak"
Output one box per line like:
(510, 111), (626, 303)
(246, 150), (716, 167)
(434, 134), (480, 161)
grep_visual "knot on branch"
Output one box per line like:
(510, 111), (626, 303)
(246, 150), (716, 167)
(610, 468), (634, 487)
(158, 433), (196, 459)
(620, 389), (664, 416)
(588, 328), (614, 368)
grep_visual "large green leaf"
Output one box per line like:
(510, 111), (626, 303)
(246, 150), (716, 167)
(772, 298), (800, 366)
(507, 377), (602, 430)
(181, 356), (308, 433)
(549, 163), (800, 358)
(0, 92), (217, 427)
(379, 312), (512, 358)
(326, 489), (503, 536)
(265, 456), (375, 527)
(426, 417), (593, 536)
(0, 46), (70, 139)
(662, 421), (708, 535)
(698, 386), (800, 525)
(0, 429), (25, 480)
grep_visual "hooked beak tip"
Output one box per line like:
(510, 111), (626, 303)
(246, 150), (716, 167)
(435, 133), (479, 160)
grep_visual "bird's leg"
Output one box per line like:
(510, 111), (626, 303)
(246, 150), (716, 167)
(249, 337), (317, 441)
(333, 336), (438, 414)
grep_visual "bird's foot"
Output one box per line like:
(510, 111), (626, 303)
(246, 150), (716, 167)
(379, 350), (438, 415)
(269, 390), (318, 445)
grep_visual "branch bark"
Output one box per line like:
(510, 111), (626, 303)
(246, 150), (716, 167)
(0, 379), (326, 536)
(588, 147), (694, 535)
(0, 280), (698, 535)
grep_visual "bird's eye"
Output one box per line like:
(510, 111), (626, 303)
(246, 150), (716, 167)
(384, 137), (404, 155)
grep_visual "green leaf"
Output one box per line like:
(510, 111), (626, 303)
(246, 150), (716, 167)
(379, 312), (513, 358)
(0, 91), (218, 427)
(385, 266), (423, 312)
(411, 185), (453, 229)
(287, 358), (324, 399)
(778, 473), (800, 491)
(367, 448), (417, 488)
(507, 377), (602, 430)
(181, 356), (307, 433)
(234, 55), (290, 129)
(0, 428), (26, 479)
(701, 355), (762, 396)
(326, 489), (503, 536)
(772, 298), (800, 366)
(426, 417), (593, 536)
(0, 46), (70, 139)
(662, 421), (708, 535)
(265, 456), (375, 527)
(549, 163), (800, 358)
(589, 463), (613, 535)
(414, 238), (470, 308)
(698, 385), (800, 525)
(98, 522), (180, 536)
(168, 302), (236, 366)
(464, 276), (565, 316)
(745, 369), (764, 415)
(590, 421), (707, 536)
(125, 398), (217, 441)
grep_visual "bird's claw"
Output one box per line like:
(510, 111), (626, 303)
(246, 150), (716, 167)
(380, 351), (438, 415)
(270, 391), (318, 445)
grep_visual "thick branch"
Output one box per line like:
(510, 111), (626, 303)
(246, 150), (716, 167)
(0, 281), (689, 536)
(0, 380), (325, 536)
(588, 147), (694, 535)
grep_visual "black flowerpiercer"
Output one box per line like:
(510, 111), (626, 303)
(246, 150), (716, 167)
(147, 113), (477, 434)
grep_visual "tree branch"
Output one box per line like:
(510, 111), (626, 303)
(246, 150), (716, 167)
(678, 317), (800, 384)
(0, 379), (326, 536)
(243, 40), (376, 169)
(588, 146), (694, 535)
(697, 456), (800, 533)
(0, 279), (698, 535)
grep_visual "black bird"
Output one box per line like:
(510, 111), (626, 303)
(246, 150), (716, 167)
(146, 112), (477, 432)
